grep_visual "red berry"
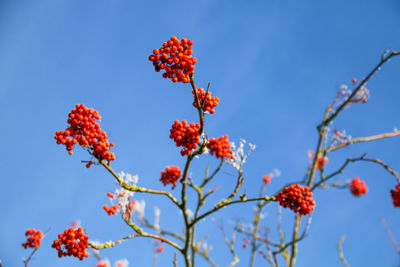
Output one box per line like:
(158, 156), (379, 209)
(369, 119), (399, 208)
(55, 104), (115, 164)
(22, 229), (43, 249)
(149, 36), (196, 83)
(192, 88), (220, 114)
(275, 184), (315, 215)
(160, 166), (182, 189)
(350, 177), (368, 196)
(51, 227), (89, 260)
(169, 120), (200, 156)
(391, 182), (400, 207)
(207, 135), (234, 159)
(263, 174), (272, 184)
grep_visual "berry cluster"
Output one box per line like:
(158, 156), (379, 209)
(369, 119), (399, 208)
(148, 36), (196, 83)
(103, 204), (120, 215)
(275, 184), (315, 215)
(155, 240), (165, 253)
(51, 227), (89, 260)
(391, 182), (400, 207)
(263, 174), (272, 184)
(316, 156), (328, 170)
(55, 104), (115, 164)
(308, 151), (328, 170)
(192, 88), (220, 114)
(160, 166), (182, 189)
(170, 120), (200, 156)
(207, 135), (234, 159)
(22, 229), (43, 249)
(349, 177), (368, 197)
(242, 238), (250, 248)
(97, 259), (129, 267)
(96, 260), (110, 267)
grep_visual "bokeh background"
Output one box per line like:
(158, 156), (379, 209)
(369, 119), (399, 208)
(1, 0), (400, 266)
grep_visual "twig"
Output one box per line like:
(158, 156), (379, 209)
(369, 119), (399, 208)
(173, 252), (178, 267)
(89, 228), (182, 251)
(381, 218), (400, 254)
(337, 235), (350, 267)
(190, 195), (275, 227)
(215, 220), (240, 267)
(328, 131), (400, 152)
(101, 161), (181, 207)
(23, 247), (39, 267)
(321, 50), (400, 127)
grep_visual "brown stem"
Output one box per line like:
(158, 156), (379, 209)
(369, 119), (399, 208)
(101, 161), (181, 207)
(328, 131), (400, 152)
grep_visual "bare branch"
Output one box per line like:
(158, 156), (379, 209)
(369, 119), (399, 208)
(381, 218), (400, 254)
(337, 235), (350, 267)
(101, 161), (181, 207)
(328, 131), (400, 152)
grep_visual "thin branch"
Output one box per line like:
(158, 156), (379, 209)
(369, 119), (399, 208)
(215, 221), (240, 267)
(173, 252), (178, 267)
(197, 250), (218, 267)
(288, 215), (301, 267)
(101, 161), (181, 207)
(358, 157), (400, 183)
(23, 248), (39, 267)
(328, 131), (400, 152)
(190, 196), (275, 227)
(139, 216), (185, 242)
(337, 235), (350, 267)
(311, 154), (366, 191)
(88, 230), (182, 252)
(321, 50), (400, 127)
(381, 218), (400, 254)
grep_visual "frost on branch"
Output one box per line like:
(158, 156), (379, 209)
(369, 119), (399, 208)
(227, 139), (256, 170)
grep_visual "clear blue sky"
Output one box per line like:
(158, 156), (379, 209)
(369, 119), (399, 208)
(1, 1), (400, 266)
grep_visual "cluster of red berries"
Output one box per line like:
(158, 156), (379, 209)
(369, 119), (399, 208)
(263, 174), (272, 184)
(275, 184), (315, 215)
(391, 182), (400, 207)
(55, 104), (115, 164)
(104, 204), (120, 215)
(350, 177), (368, 196)
(316, 156), (328, 170)
(207, 135), (234, 159)
(242, 238), (250, 248)
(160, 166), (182, 189)
(148, 36), (196, 83)
(96, 260), (110, 267)
(192, 88), (220, 114)
(51, 227), (89, 260)
(170, 120), (200, 156)
(155, 240), (165, 253)
(22, 229), (43, 249)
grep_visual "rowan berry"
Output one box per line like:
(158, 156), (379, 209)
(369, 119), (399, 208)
(103, 204), (120, 215)
(390, 182), (400, 207)
(275, 184), (315, 215)
(242, 238), (250, 248)
(160, 166), (182, 189)
(22, 229), (43, 249)
(349, 177), (368, 196)
(207, 135), (234, 159)
(149, 36), (196, 83)
(263, 174), (272, 184)
(51, 227), (89, 260)
(169, 120), (200, 156)
(55, 104), (115, 165)
(192, 88), (220, 114)
(155, 240), (165, 253)
(96, 259), (110, 267)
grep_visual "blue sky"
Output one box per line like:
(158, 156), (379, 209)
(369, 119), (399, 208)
(0, 0), (400, 266)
